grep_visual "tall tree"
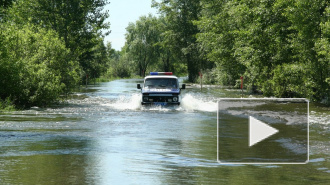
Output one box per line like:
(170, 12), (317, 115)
(0, 22), (80, 107)
(154, 16), (175, 72)
(153, 0), (202, 82)
(279, 0), (330, 100)
(315, 6), (330, 101)
(195, 0), (329, 102)
(9, 0), (110, 80)
(125, 14), (160, 76)
(196, 0), (246, 85)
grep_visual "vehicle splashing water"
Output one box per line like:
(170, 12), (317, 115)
(100, 92), (218, 112)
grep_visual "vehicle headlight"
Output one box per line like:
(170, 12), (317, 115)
(173, 97), (178, 102)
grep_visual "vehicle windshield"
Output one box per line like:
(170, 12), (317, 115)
(144, 78), (178, 89)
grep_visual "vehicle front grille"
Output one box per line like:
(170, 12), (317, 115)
(143, 96), (178, 103)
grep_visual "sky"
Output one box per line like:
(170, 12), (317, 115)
(104, 0), (158, 51)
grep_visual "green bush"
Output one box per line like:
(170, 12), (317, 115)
(0, 23), (80, 108)
(0, 98), (15, 111)
(265, 63), (313, 98)
(201, 69), (217, 85)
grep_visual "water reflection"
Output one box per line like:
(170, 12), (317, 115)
(0, 79), (329, 184)
(0, 135), (94, 184)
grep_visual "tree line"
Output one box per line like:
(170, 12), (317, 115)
(1, 0), (329, 108)
(116, 0), (329, 104)
(0, 0), (110, 108)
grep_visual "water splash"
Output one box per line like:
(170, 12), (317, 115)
(101, 92), (218, 112)
(181, 93), (218, 112)
(310, 111), (330, 125)
(103, 93), (142, 110)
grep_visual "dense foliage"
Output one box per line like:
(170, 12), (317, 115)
(195, 0), (329, 102)
(1, 0), (329, 107)
(121, 0), (329, 103)
(125, 15), (160, 77)
(0, 23), (80, 107)
(0, 0), (109, 108)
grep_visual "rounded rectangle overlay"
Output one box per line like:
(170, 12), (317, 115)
(217, 98), (309, 164)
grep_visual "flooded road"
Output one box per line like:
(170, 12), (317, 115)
(0, 79), (329, 184)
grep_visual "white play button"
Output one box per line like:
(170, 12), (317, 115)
(218, 98), (309, 163)
(249, 116), (279, 147)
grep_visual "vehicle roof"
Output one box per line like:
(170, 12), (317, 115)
(144, 75), (178, 79)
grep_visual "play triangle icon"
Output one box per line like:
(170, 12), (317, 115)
(249, 116), (279, 147)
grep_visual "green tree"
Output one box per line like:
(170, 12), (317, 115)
(0, 23), (80, 107)
(195, 0), (329, 102)
(125, 14), (160, 76)
(154, 16), (175, 72)
(196, 0), (244, 85)
(105, 43), (132, 78)
(309, 2), (330, 102)
(279, 0), (330, 101)
(153, 0), (202, 82)
(9, 0), (110, 81)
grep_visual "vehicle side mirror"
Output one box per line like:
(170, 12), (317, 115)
(181, 84), (186, 89)
(137, 84), (141, 89)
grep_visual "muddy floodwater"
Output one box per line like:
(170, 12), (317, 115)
(0, 79), (329, 184)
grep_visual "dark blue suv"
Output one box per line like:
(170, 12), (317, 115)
(137, 72), (185, 105)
